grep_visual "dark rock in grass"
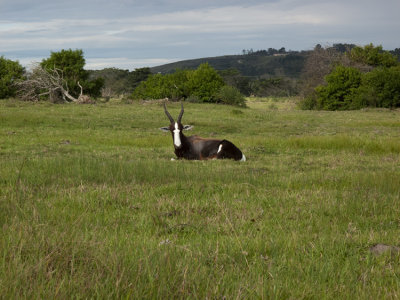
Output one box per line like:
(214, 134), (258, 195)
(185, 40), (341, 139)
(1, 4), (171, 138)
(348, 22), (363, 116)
(369, 244), (400, 256)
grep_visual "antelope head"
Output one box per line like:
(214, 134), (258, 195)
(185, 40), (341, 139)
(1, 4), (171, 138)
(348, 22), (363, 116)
(160, 102), (193, 149)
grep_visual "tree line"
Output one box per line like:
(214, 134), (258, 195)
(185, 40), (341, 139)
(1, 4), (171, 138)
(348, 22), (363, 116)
(1, 44), (399, 109)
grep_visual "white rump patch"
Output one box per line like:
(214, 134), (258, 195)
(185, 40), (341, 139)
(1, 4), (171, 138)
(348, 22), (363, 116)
(240, 154), (246, 162)
(173, 122), (181, 148)
(217, 144), (223, 154)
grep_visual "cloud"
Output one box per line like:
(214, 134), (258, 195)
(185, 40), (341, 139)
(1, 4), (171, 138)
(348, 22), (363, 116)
(85, 57), (180, 69)
(0, 3), (332, 49)
(1, 0), (399, 70)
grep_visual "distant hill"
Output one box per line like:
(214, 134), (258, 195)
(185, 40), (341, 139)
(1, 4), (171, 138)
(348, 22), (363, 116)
(150, 50), (309, 78)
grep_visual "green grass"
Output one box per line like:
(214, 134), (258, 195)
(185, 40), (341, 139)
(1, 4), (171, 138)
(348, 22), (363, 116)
(1, 98), (400, 298)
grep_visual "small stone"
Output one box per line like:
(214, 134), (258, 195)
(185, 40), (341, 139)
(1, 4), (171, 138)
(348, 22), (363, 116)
(159, 239), (171, 246)
(369, 244), (400, 256)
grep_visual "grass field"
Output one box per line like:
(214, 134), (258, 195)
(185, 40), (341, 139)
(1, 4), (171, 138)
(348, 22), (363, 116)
(1, 98), (400, 298)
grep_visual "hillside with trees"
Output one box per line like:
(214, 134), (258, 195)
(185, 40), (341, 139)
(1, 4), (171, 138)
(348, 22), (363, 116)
(151, 48), (306, 78)
(1, 44), (399, 108)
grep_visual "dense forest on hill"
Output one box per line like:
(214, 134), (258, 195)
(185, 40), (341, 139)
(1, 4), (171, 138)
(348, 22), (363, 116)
(151, 51), (306, 78)
(151, 45), (399, 79)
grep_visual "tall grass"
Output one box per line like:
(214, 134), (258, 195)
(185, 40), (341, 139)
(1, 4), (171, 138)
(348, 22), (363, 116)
(1, 99), (400, 298)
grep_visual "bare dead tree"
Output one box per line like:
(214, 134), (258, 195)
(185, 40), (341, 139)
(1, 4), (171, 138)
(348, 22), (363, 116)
(75, 81), (93, 103)
(300, 45), (344, 98)
(299, 44), (374, 100)
(15, 63), (90, 103)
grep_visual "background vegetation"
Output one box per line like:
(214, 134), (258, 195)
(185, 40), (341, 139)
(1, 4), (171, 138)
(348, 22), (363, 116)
(2, 43), (399, 108)
(41, 49), (104, 100)
(299, 44), (400, 110)
(1, 99), (399, 298)
(0, 56), (25, 99)
(89, 67), (151, 98)
(129, 63), (244, 106)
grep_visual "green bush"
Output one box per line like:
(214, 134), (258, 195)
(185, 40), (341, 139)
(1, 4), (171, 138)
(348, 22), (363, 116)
(131, 70), (189, 100)
(310, 65), (400, 110)
(215, 85), (247, 107)
(353, 66), (400, 108)
(185, 63), (225, 102)
(0, 56), (25, 99)
(297, 94), (318, 110)
(131, 74), (169, 100)
(349, 44), (398, 68)
(131, 64), (226, 103)
(315, 65), (362, 110)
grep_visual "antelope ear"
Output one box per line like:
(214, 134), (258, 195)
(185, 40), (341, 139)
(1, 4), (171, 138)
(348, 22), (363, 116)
(159, 127), (170, 132)
(183, 125), (193, 131)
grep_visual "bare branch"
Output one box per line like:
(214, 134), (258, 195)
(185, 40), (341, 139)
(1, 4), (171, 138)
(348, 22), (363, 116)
(14, 63), (90, 103)
(77, 81), (83, 97)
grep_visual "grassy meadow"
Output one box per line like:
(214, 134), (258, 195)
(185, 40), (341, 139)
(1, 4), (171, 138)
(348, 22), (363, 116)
(1, 97), (400, 298)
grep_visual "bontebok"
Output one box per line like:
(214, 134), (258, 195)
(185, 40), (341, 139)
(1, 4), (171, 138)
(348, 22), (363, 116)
(161, 102), (246, 161)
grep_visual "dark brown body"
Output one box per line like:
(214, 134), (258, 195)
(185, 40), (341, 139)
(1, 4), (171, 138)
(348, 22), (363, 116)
(174, 135), (244, 161)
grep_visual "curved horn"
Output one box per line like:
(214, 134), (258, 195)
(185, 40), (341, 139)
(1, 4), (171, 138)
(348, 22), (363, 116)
(163, 102), (174, 124)
(177, 102), (184, 123)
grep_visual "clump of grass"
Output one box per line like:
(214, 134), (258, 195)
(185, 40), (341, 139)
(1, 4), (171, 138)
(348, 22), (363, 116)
(268, 103), (278, 110)
(215, 85), (247, 107)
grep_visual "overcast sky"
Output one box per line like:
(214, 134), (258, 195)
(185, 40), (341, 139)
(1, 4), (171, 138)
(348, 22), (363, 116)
(1, 0), (399, 70)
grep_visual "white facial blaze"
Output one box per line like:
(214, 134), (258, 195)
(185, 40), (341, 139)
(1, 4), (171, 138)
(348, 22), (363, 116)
(173, 122), (181, 148)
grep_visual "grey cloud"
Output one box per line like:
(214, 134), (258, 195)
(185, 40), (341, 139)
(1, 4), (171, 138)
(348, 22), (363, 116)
(1, 0), (399, 70)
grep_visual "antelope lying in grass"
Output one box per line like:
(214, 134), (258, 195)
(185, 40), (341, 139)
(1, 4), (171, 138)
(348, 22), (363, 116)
(160, 103), (246, 161)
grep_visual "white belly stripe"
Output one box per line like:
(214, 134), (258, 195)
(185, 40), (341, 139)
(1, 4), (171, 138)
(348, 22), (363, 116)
(217, 144), (223, 153)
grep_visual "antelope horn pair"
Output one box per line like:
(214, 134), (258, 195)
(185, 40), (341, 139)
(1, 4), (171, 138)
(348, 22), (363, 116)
(163, 102), (184, 124)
